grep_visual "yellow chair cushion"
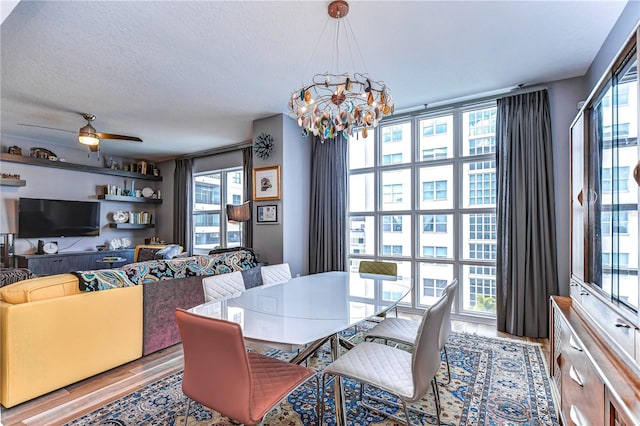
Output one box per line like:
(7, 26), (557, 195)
(0, 274), (80, 304)
(358, 261), (398, 276)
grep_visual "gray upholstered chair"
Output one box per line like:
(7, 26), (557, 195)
(321, 291), (450, 425)
(363, 278), (459, 384)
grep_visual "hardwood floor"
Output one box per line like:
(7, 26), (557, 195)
(0, 319), (549, 426)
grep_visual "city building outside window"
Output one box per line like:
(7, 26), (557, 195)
(192, 168), (243, 254)
(348, 102), (497, 318)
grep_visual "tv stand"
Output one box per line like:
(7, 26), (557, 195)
(16, 249), (134, 276)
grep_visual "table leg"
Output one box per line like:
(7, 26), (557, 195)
(331, 334), (347, 426)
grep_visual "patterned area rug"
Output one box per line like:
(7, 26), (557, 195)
(65, 331), (558, 425)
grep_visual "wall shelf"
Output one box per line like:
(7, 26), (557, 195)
(0, 153), (162, 181)
(109, 223), (155, 229)
(0, 178), (26, 187)
(98, 194), (162, 204)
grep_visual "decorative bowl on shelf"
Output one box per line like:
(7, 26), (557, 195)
(112, 210), (129, 223)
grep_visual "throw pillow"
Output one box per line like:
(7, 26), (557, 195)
(154, 244), (182, 260)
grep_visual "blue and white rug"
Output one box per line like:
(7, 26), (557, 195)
(65, 332), (558, 425)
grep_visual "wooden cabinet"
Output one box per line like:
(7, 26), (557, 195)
(16, 249), (134, 275)
(550, 296), (640, 426)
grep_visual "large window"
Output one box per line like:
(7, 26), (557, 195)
(192, 168), (244, 254)
(348, 104), (497, 317)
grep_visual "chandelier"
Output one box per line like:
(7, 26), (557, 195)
(288, 0), (394, 141)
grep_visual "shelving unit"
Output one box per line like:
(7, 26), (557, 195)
(109, 223), (155, 229)
(0, 178), (26, 187)
(98, 194), (162, 204)
(0, 153), (162, 181)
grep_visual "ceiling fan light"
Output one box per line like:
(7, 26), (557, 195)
(78, 123), (99, 146)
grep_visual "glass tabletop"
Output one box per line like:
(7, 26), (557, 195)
(189, 271), (411, 347)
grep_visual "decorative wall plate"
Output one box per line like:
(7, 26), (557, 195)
(141, 187), (154, 198)
(112, 210), (129, 223)
(254, 132), (274, 160)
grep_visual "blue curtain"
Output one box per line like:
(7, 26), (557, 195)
(496, 89), (558, 338)
(309, 135), (348, 273)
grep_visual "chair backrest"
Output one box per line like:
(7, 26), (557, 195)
(202, 271), (246, 302)
(439, 278), (459, 350)
(176, 309), (253, 424)
(358, 260), (397, 276)
(409, 290), (449, 402)
(260, 263), (292, 285)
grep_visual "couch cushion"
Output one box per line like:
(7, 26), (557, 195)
(75, 269), (137, 292)
(0, 274), (79, 304)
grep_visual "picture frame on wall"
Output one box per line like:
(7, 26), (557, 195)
(256, 204), (278, 224)
(253, 165), (281, 201)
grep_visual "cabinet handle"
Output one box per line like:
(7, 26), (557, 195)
(570, 405), (584, 426)
(634, 161), (640, 187)
(569, 335), (583, 352)
(579, 291), (589, 296)
(569, 365), (583, 387)
(615, 319), (631, 329)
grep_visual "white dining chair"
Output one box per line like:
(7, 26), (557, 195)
(202, 271), (246, 302)
(363, 278), (459, 384)
(321, 290), (450, 426)
(260, 263), (292, 286)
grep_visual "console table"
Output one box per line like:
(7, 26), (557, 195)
(550, 296), (640, 426)
(16, 249), (134, 276)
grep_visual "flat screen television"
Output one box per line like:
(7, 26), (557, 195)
(18, 198), (101, 238)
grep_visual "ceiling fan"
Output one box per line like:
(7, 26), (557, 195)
(19, 113), (143, 152)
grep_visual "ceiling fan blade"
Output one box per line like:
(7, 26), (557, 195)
(96, 132), (143, 142)
(17, 123), (76, 133)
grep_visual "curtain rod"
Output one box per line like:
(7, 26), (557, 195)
(389, 83), (549, 118)
(177, 140), (252, 160)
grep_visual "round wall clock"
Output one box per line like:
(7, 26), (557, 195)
(254, 132), (275, 160)
(43, 241), (58, 254)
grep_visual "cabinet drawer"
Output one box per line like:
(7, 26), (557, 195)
(561, 333), (604, 425)
(580, 291), (636, 358)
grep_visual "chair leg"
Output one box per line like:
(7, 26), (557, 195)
(182, 397), (192, 425)
(431, 380), (441, 426)
(401, 399), (412, 426)
(443, 346), (451, 385)
(319, 373), (327, 426)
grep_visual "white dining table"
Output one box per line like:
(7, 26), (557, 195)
(189, 270), (412, 425)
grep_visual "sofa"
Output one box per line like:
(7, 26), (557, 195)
(0, 248), (258, 408)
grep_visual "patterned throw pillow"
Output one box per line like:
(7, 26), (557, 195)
(75, 269), (137, 292)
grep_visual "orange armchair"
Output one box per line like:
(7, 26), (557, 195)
(175, 309), (316, 425)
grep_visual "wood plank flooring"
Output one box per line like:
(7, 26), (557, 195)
(0, 319), (549, 426)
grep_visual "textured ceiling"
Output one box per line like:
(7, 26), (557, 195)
(0, 1), (629, 161)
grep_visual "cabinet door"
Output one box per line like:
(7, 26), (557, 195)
(586, 49), (639, 312)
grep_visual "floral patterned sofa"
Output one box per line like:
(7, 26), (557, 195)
(74, 248), (258, 355)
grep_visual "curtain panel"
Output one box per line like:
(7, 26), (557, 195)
(242, 147), (253, 248)
(309, 135), (348, 273)
(496, 89), (558, 338)
(173, 158), (193, 254)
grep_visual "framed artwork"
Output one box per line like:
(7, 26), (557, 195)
(256, 204), (278, 224)
(253, 165), (281, 200)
